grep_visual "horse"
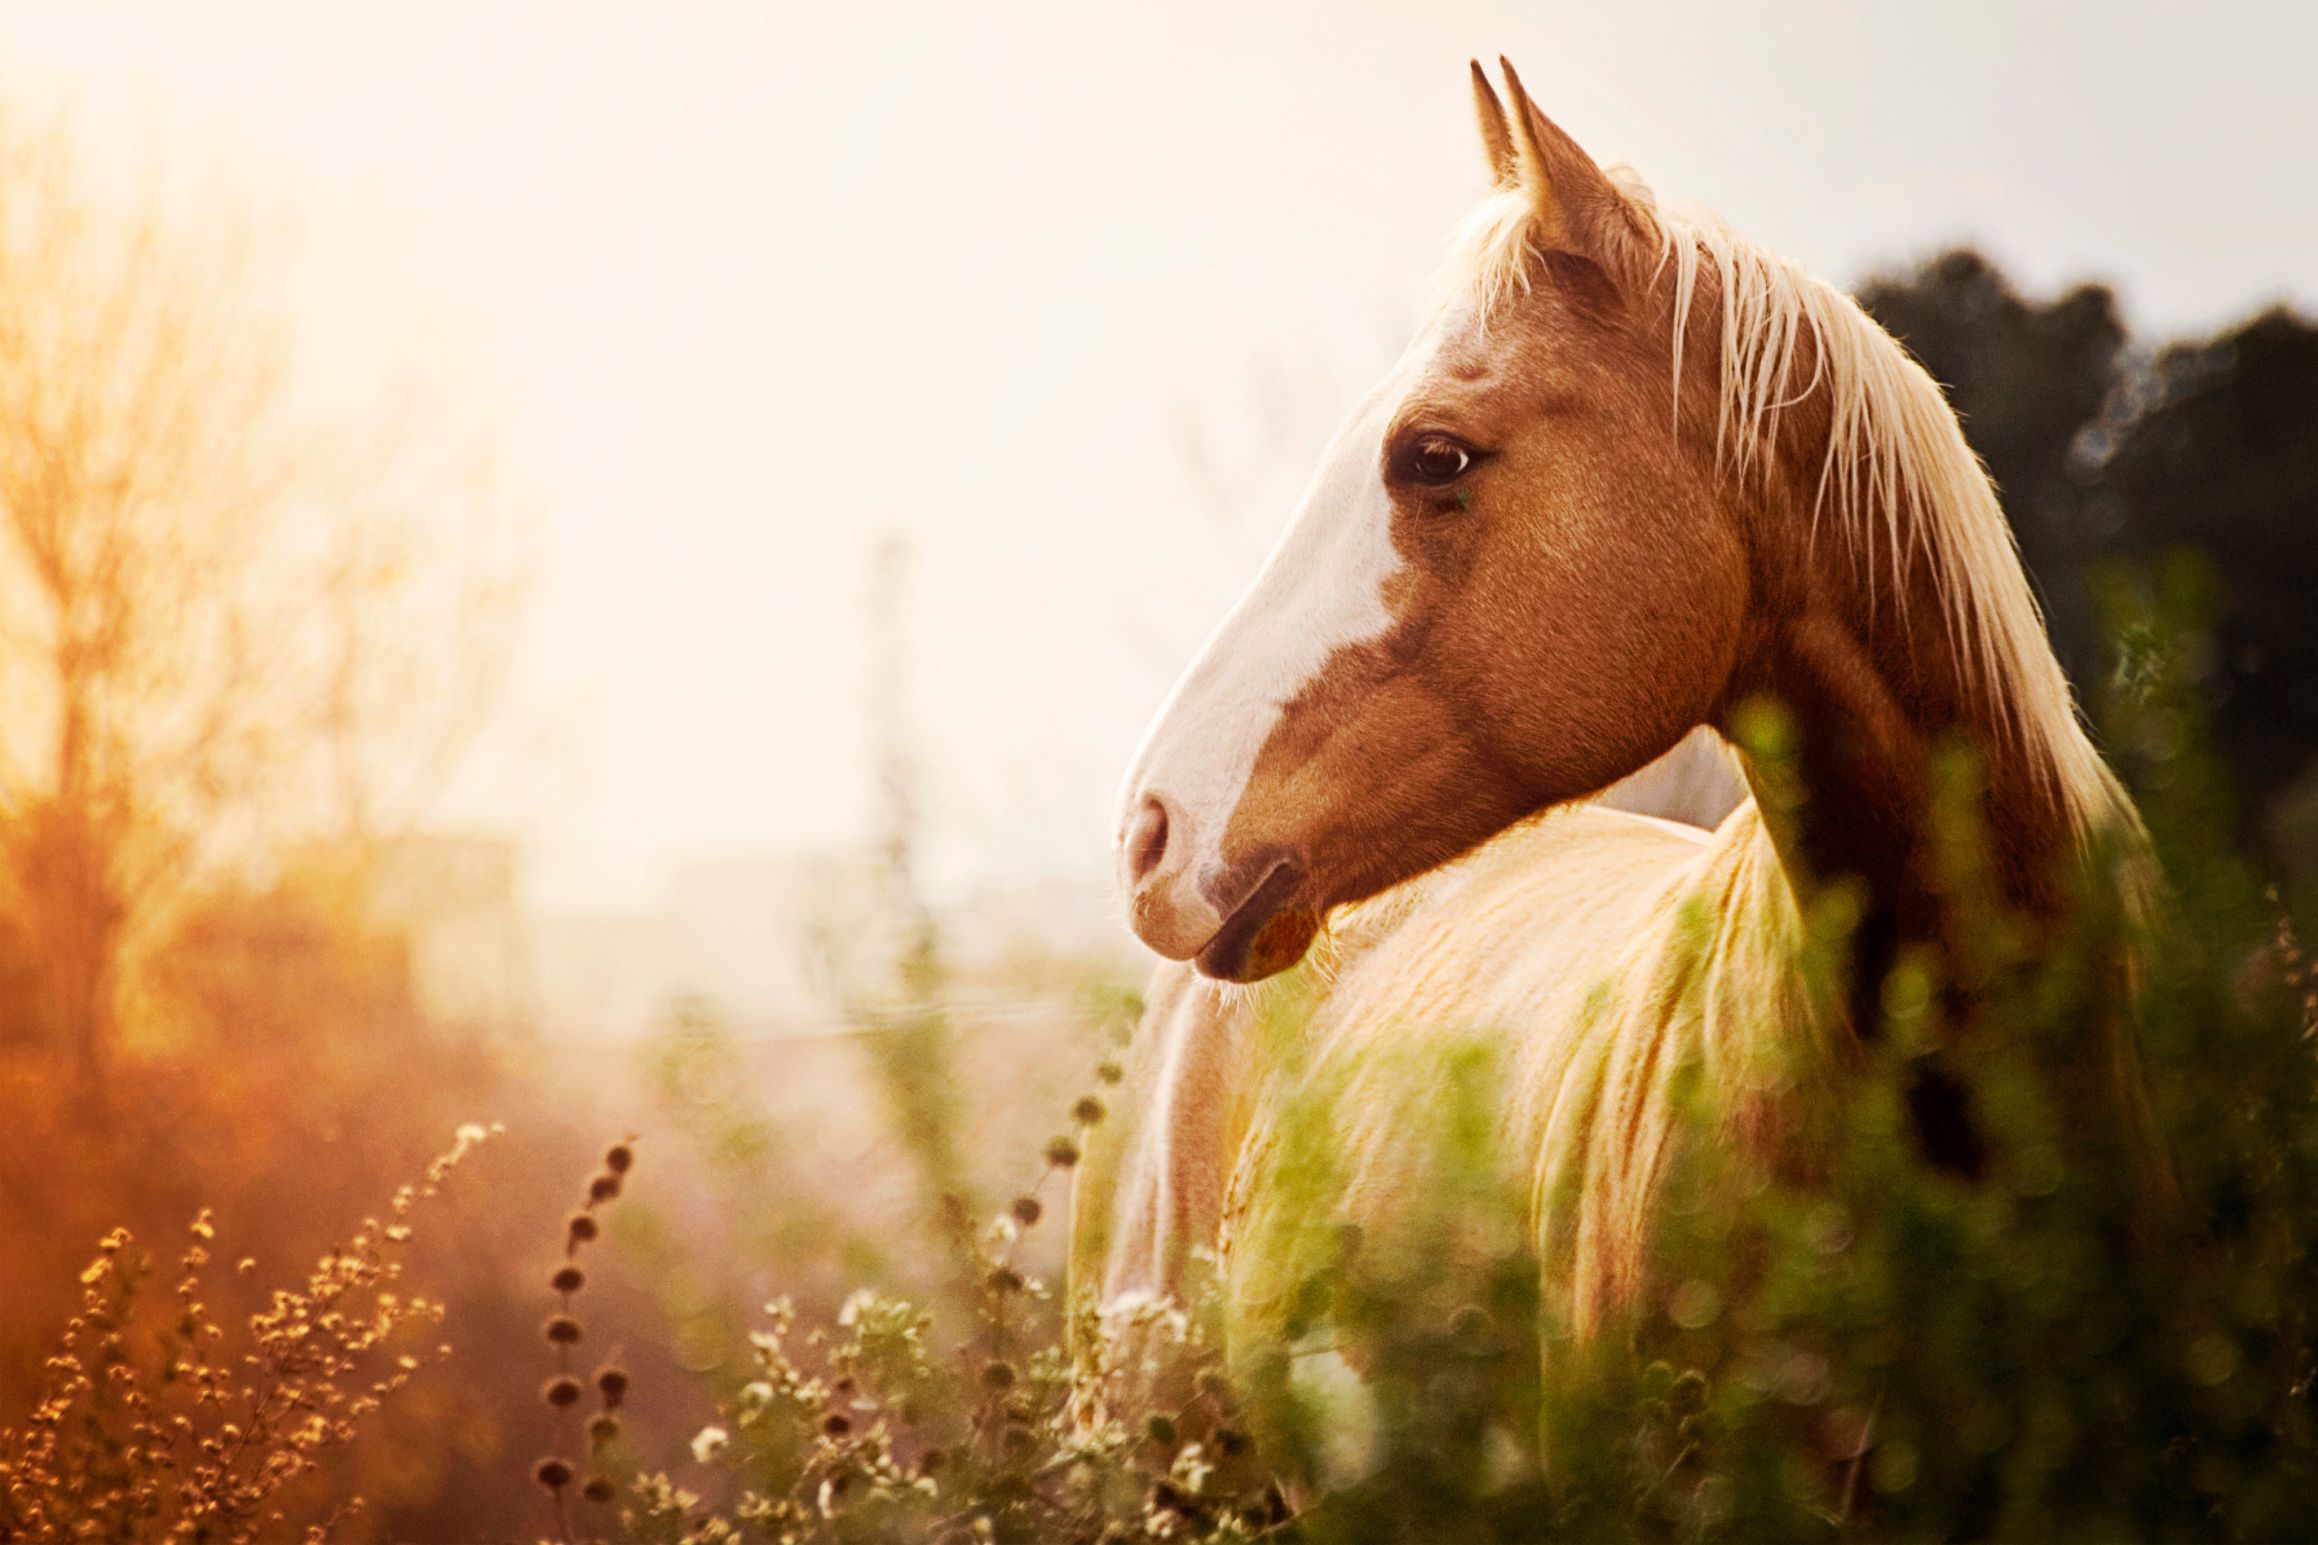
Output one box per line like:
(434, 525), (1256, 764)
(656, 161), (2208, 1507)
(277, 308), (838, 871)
(1072, 57), (2150, 1428)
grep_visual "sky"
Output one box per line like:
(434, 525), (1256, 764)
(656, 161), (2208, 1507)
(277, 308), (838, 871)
(3, 0), (2313, 912)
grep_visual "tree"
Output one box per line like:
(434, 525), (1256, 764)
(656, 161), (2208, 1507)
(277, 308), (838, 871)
(1857, 254), (2318, 875)
(2089, 308), (2318, 823)
(0, 108), (517, 1102)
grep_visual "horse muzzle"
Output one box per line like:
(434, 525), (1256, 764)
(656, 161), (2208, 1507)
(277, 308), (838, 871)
(1192, 855), (1318, 982)
(1118, 792), (1316, 981)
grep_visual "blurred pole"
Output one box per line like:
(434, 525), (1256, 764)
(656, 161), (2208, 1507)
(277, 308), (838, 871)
(866, 530), (939, 998)
(861, 527), (965, 1208)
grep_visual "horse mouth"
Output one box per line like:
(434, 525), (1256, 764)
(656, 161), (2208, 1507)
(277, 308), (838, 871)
(1194, 857), (1319, 983)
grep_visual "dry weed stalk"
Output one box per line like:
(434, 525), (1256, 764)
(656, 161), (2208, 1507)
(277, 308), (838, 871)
(0, 1122), (496, 1542)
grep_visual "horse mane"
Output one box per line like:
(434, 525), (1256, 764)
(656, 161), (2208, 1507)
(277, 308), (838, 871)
(1212, 796), (1826, 1349)
(1435, 176), (2143, 867)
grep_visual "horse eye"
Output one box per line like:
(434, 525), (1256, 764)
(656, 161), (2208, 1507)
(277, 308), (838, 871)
(1404, 435), (1473, 486)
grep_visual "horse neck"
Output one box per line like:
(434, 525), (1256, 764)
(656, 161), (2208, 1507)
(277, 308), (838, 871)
(1717, 397), (2091, 960)
(1720, 432), (2156, 1175)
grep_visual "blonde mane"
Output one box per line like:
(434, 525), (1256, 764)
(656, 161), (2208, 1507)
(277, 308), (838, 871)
(1436, 177), (2140, 860)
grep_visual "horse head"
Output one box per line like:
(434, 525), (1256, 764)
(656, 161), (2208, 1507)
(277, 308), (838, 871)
(1117, 62), (1750, 981)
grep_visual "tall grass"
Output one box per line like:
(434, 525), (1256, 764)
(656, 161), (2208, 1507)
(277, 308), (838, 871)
(590, 566), (2318, 1542)
(9, 574), (2318, 1541)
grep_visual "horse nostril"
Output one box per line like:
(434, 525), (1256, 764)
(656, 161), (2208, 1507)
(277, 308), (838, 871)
(1125, 796), (1172, 886)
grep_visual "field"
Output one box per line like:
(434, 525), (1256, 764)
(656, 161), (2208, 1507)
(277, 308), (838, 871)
(4, 8), (2317, 1542)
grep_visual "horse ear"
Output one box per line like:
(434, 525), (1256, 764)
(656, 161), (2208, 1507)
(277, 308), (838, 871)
(1469, 60), (1518, 190)
(1495, 58), (1637, 263)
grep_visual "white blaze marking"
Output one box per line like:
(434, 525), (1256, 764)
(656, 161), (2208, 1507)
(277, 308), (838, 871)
(1119, 337), (1439, 897)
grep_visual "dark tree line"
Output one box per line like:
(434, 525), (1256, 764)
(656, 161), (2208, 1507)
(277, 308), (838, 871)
(1857, 252), (2318, 884)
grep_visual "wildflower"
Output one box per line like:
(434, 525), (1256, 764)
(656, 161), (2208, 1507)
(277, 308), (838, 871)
(1010, 1195), (1043, 1226)
(1044, 1136), (1081, 1169)
(566, 1213), (599, 1246)
(588, 1413), (621, 1446)
(582, 1475), (617, 1505)
(534, 1456), (575, 1491)
(1072, 1095), (1108, 1126)
(987, 1266), (1025, 1294)
(982, 1359), (1016, 1390)
(588, 1173), (621, 1204)
(544, 1315), (583, 1346)
(550, 1265), (585, 1294)
(543, 1375), (583, 1408)
(595, 1365), (629, 1407)
(821, 1411), (852, 1438)
(604, 1142), (635, 1175)
(1096, 1058), (1125, 1085)
(1146, 1413), (1178, 1447)
(691, 1424), (730, 1463)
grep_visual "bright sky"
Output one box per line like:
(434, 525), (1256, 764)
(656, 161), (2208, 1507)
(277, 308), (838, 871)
(5, 1), (2313, 910)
